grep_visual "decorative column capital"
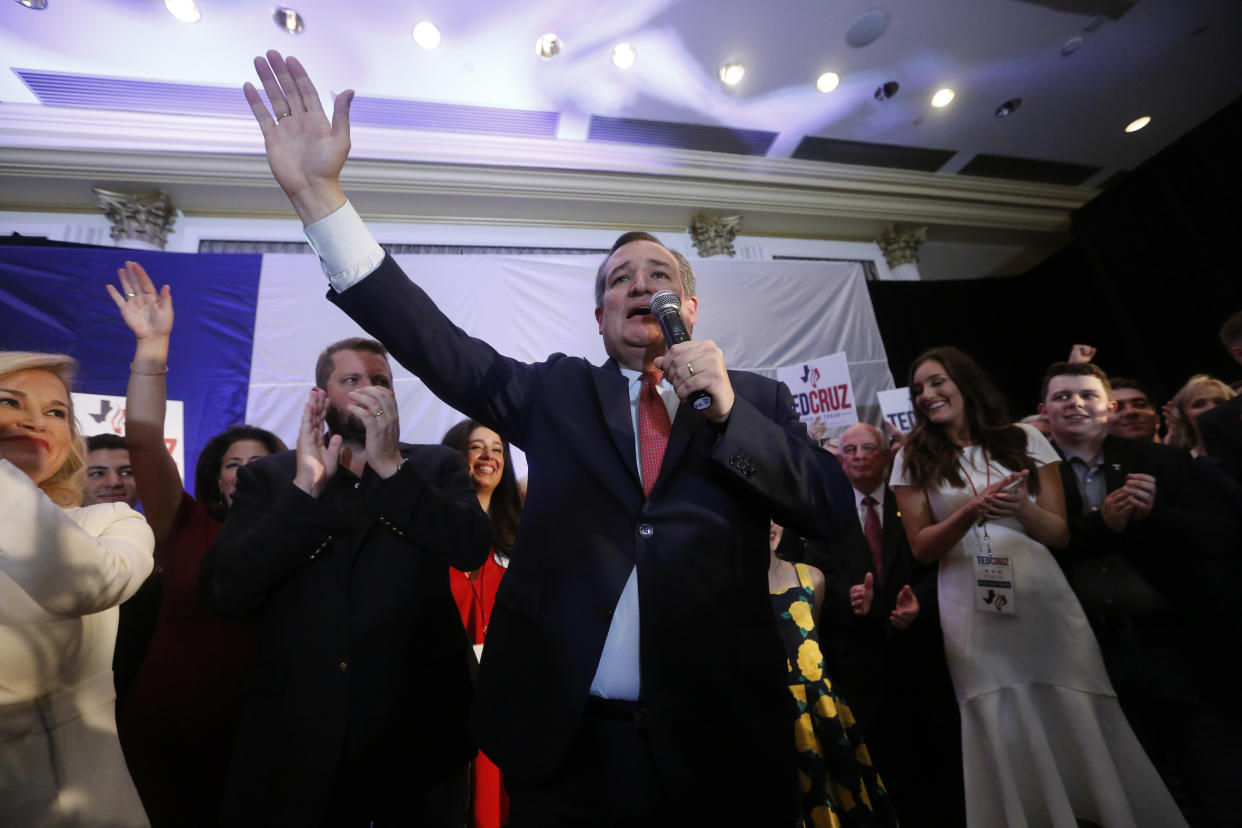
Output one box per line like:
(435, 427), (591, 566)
(875, 225), (927, 268)
(93, 187), (177, 250)
(689, 212), (742, 258)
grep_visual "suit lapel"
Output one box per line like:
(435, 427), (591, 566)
(591, 359), (643, 492)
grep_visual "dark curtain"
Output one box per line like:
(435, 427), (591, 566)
(870, 93), (1242, 413)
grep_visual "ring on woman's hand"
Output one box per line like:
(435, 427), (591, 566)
(374, 409), (385, 417)
(125, 292), (136, 298)
(687, 361), (696, 377)
(277, 111), (294, 121)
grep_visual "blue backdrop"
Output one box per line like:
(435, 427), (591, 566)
(0, 247), (263, 495)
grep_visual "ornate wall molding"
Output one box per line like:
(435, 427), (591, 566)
(93, 187), (177, 249)
(689, 213), (742, 257)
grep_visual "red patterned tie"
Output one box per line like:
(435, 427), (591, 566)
(862, 495), (884, 583)
(639, 371), (671, 497)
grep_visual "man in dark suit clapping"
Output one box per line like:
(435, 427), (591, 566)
(807, 422), (963, 828)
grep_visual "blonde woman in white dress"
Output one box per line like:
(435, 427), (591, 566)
(0, 351), (154, 827)
(890, 346), (1184, 828)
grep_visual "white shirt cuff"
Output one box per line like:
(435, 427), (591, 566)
(303, 201), (386, 293)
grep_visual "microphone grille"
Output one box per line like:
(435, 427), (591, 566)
(649, 290), (681, 316)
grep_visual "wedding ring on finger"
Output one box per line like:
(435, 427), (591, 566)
(686, 361), (696, 377)
(374, 409), (386, 417)
(125, 292), (136, 298)
(277, 111), (294, 121)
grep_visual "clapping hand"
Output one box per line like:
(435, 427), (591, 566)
(850, 572), (874, 616)
(294, 388), (341, 498)
(890, 585), (919, 630)
(346, 386), (404, 479)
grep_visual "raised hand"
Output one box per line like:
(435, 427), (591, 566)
(294, 388), (342, 497)
(244, 50), (353, 225)
(347, 386), (404, 478)
(890, 585), (919, 630)
(850, 571), (874, 617)
(1068, 344), (1097, 364)
(654, 339), (736, 424)
(106, 261), (173, 342)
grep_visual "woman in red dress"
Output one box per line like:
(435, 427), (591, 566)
(442, 418), (523, 828)
(107, 262), (285, 827)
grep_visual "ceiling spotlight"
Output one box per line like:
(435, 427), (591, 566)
(164, 0), (200, 23)
(874, 80), (899, 101)
(1125, 116), (1151, 133)
(995, 98), (1022, 118)
(412, 21), (441, 49)
(815, 72), (840, 93)
(930, 88), (955, 108)
(1061, 36), (1083, 56)
(719, 61), (745, 86)
(14, 0), (49, 9)
(273, 7), (304, 34)
(536, 33), (563, 60)
(611, 43), (636, 69)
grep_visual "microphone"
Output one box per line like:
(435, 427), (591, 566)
(650, 290), (712, 411)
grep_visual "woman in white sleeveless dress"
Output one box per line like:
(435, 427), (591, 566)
(889, 347), (1183, 828)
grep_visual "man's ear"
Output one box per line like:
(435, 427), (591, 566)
(1230, 344), (1242, 365)
(682, 295), (699, 329)
(1037, 402), (1047, 416)
(594, 306), (604, 335)
(1106, 399), (1117, 413)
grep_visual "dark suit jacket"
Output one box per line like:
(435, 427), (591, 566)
(328, 256), (856, 825)
(200, 444), (490, 826)
(1053, 434), (1235, 616)
(804, 487), (938, 732)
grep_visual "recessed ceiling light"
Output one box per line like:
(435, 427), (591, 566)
(995, 98), (1022, 118)
(536, 33), (563, 60)
(611, 43), (636, 69)
(1125, 116), (1151, 133)
(14, 0), (48, 9)
(874, 80), (899, 101)
(412, 21), (441, 49)
(815, 72), (840, 93)
(164, 0), (200, 23)
(273, 7), (304, 34)
(718, 61), (745, 86)
(930, 88), (955, 108)
(1061, 36), (1083, 56)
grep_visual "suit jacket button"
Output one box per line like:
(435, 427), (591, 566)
(598, 607), (614, 621)
(638, 523), (654, 538)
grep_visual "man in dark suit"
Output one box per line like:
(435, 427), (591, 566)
(806, 422), (962, 828)
(240, 51), (856, 827)
(1040, 361), (1242, 828)
(200, 337), (490, 827)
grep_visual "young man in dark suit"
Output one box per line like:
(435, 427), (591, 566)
(239, 50), (856, 827)
(201, 338), (490, 827)
(1040, 361), (1242, 828)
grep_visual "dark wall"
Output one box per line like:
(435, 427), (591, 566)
(871, 94), (1242, 413)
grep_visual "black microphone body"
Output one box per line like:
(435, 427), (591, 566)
(650, 290), (712, 411)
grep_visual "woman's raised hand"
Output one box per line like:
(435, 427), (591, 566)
(106, 261), (173, 342)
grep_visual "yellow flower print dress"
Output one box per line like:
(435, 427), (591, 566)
(771, 563), (897, 828)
